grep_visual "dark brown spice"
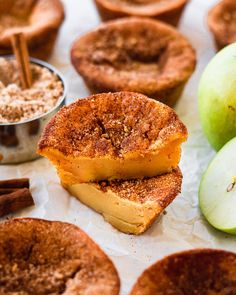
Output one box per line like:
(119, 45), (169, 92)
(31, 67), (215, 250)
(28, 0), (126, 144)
(0, 188), (34, 217)
(0, 178), (29, 189)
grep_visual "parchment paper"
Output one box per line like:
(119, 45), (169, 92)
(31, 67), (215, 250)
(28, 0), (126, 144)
(1, 1), (236, 294)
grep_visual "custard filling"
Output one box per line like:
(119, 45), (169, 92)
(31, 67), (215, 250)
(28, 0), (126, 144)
(65, 182), (161, 235)
(42, 140), (182, 185)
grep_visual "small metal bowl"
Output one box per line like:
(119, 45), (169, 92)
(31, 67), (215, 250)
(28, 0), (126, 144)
(0, 56), (67, 164)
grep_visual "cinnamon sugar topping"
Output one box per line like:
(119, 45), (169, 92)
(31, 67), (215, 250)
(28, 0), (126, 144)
(0, 219), (120, 294)
(97, 168), (182, 204)
(131, 250), (236, 294)
(38, 92), (187, 158)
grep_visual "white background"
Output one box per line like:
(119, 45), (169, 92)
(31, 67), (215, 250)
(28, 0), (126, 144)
(1, 1), (236, 294)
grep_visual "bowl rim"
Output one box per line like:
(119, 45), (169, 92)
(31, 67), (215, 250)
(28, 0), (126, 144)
(0, 55), (67, 126)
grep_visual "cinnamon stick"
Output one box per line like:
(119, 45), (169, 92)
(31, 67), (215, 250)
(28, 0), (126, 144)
(10, 32), (32, 89)
(0, 188), (19, 196)
(0, 188), (34, 217)
(0, 178), (29, 189)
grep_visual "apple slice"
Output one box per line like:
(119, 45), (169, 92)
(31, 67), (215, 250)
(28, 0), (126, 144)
(199, 137), (236, 234)
(198, 43), (236, 151)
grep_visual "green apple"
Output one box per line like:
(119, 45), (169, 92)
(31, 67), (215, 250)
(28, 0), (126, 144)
(198, 43), (236, 151)
(199, 137), (236, 234)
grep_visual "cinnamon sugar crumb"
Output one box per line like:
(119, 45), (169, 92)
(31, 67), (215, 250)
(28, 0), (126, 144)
(96, 168), (182, 204)
(0, 219), (119, 294)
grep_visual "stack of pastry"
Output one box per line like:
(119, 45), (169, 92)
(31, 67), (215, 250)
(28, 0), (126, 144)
(38, 91), (187, 234)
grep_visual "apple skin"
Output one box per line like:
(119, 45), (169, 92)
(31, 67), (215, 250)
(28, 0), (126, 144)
(198, 43), (236, 151)
(199, 137), (236, 234)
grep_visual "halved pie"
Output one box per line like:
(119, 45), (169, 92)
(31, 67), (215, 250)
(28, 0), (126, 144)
(64, 167), (182, 235)
(38, 92), (187, 184)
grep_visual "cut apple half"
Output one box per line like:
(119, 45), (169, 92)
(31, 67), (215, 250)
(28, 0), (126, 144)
(199, 137), (236, 234)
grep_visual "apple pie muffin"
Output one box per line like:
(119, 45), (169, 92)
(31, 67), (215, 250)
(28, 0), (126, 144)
(38, 92), (186, 234)
(94, 0), (189, 26)
(0, 218), (120, 295)
(0, 0), (64, 60)
(71, 18), (196, 106)
(208, 0), (236, 50)
(38, 92), (187, 184)
(130, 249), (236, 294)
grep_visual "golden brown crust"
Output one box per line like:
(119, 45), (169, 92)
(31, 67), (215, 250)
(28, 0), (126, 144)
(208, 0), (236, 50)
(94, 0), (189, 26)
(0, 0), (65, 60)
(38, 92), (187, 158)
(130, 249), (236, 294)
(71, 18), (196, 106)
(0, 218), (120, 295)
(97, 167), (182, 205)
